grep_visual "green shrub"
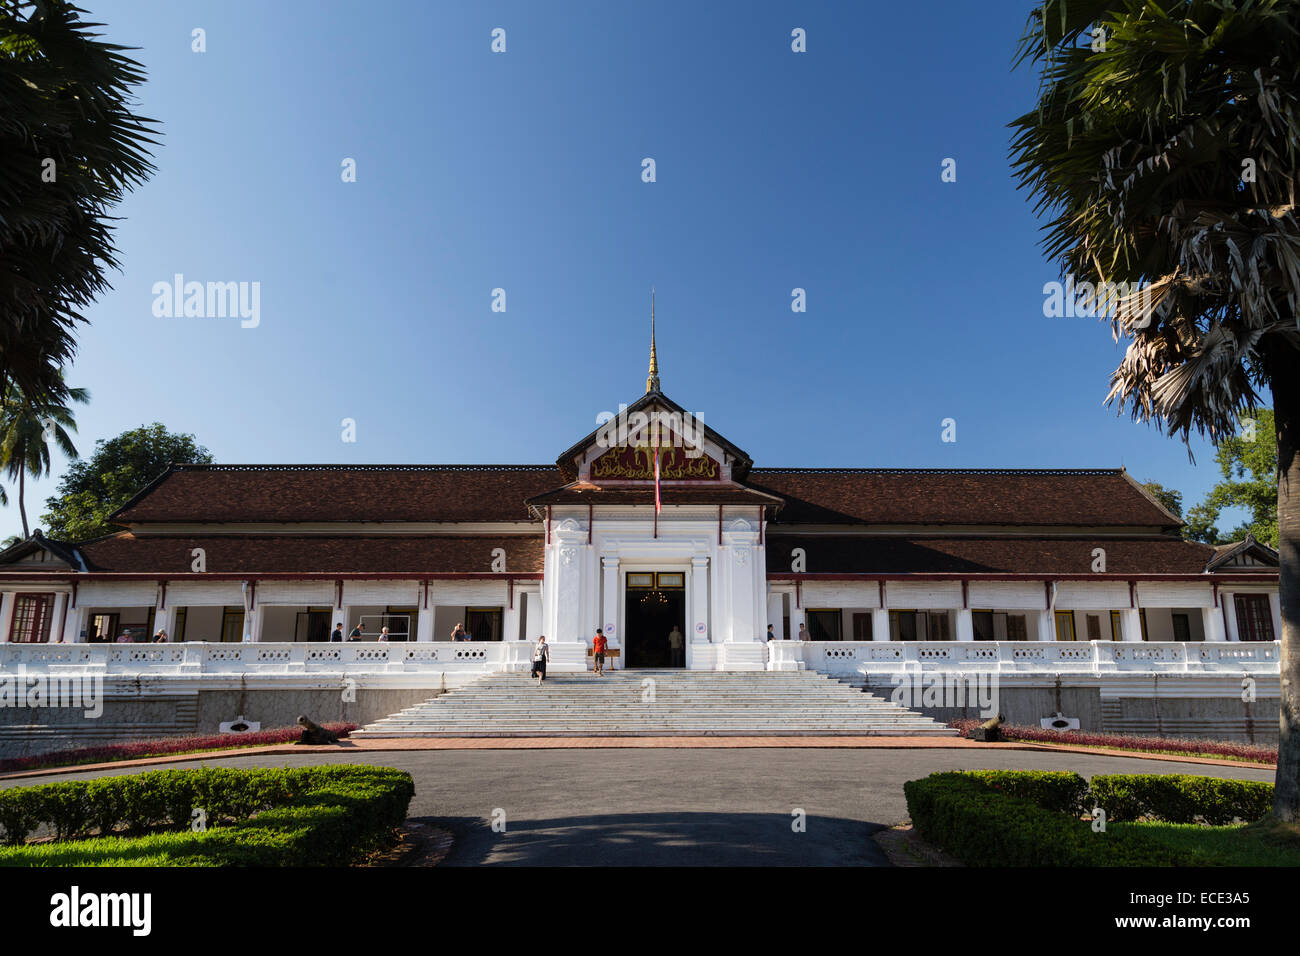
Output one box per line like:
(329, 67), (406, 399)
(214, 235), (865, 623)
(961, 770), (1090, 815)
(0, 765), (415, 866)
(1090, 774), (1273, 825)
(904, 772), (1189, 866)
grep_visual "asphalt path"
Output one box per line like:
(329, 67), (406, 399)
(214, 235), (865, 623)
(1, 747), (1275, 866)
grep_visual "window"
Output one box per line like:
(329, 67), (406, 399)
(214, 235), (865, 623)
(1085, 615), (1101, 641)
(1054, 610), (1076, 642)
(174, 607), (188, 643)
(295, 608), (333, 642)
(88, 612), (119, 643)
(851, 612), (872, 641)
(806, 609), (842, 641)
(928, 612), (951, 641)
(466, 607), (503, 642)
(221, 607), (245, 643)
(972, 610), (996, 642)
(1109, 610), (1123, 641)
(1171, 612), (1192, 642)
(1139, 608), (1149, 641)
(889, 610), (919, 642)
(1005, 614), (1028, 641)
(9, 594), (53, 643)
(1234, 595), (1275, 642)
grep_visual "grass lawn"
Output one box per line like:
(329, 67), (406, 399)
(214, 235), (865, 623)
(1109, 819), (1300, 866)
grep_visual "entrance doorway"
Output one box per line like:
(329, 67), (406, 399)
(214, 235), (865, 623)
(624, 572), (686, 668)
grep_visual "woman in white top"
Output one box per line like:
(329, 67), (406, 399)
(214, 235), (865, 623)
(530, 635), (550, 684)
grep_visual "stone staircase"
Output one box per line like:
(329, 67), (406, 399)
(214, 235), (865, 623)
(353, 670), (958, 737)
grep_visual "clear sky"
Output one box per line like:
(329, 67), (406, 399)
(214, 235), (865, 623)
(4, 0), (1258, 540)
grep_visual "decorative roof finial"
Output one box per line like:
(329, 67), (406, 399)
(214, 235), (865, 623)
(645, 286), (661, 394)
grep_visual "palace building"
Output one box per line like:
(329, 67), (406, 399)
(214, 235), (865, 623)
(0, 335), (1283, 747)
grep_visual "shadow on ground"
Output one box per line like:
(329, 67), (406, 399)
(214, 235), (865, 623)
(430, 811), (891, 866)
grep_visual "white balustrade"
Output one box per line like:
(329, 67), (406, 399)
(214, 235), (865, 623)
(761, 640), (1282, 677)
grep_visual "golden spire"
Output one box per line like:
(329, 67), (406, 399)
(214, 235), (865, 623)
(645, 287), (661, 393)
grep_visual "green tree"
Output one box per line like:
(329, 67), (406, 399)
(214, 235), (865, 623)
(1141, 480), (1183, 518)
(0, 382), (88, 537)
(0, 1), (156, 407)
(40, 423), (211, 541)
(1183, 410), (1279, 545)
(1011, 0), (1300, 821)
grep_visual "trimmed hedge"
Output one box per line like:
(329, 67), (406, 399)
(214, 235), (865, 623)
(1090, 774), (1272, 825)
(959, 770), (1090, 816)
(903, 772), (1191, 866)
(0, 765), (415, 866)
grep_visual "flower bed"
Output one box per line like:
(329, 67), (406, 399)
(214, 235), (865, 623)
(947, 719), (1276, 764)
(0, 723), (357, 775)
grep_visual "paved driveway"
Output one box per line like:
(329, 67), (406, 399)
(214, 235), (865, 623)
(2, 748), (1275, 866)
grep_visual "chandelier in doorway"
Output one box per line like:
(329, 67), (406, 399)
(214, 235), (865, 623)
(639, 588), (669, 607)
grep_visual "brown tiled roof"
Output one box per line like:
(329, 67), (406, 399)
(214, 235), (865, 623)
(113, 466), (562, 524)
(526, 482), (783, 510)
(73, 533), (543, 574)
(764, 535), (1222, 576)
(749, 469), (1180, 528)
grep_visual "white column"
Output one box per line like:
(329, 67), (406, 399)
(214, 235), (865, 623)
(64, 604), (89, 643)
(766, 591), (784, 641)
(43, 592), (65, 642)
(0, 591), (14, 641)
(246, 604), (265, 642)
(523, 590), (543, 643)
(416, 601), (434, 641)
(790, 603), (806, 640)
(153, 601), (178, 643)
(601, 556), (620, 654)
(1269, 591), (1283, 642)
(690, 556), (709, 643)
(1036, 609), (1056, 641)
(871, 607), (890, 641)
(1202, 603), (1227, 642)
(1221, 592), (1240, 641)
(1119, 607), (1143, 642)
(955, 608), (974, 642)
(502, 600), (521, 646)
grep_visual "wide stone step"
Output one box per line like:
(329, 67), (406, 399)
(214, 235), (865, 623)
(354, 670), (958, 737)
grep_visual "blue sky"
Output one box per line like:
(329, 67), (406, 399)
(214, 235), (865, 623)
(5, 0), (1256, 539)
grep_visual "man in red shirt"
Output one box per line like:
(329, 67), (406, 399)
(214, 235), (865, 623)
(592, 628), (608, 676)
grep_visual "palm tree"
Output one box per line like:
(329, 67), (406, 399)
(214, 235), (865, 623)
(1010, 0), (1300, 821)
(0, 1), (156, 408)
(0, 383), (88, 537)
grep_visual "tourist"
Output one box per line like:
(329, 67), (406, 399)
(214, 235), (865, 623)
(451, 623), (470, 641)
(592, 627), (608, 676)
(115, 630), (132, 643)
(153, 629), (168, 643)
(349, 623), (365, 641)
(797, 623), (809, 641)
(330, 622), (343, 642)
(766, 624), (775, 642)
(378, 626), (390, 642)
(530, 635), (550, 684)
(668, 624), (684, 667)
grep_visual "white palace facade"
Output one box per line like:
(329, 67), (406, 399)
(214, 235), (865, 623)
(0, 349), (1283, 744)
